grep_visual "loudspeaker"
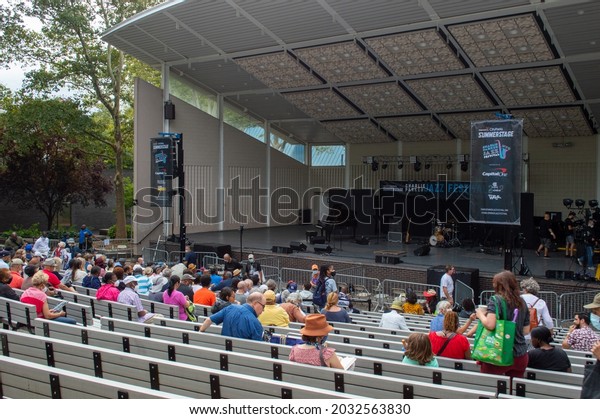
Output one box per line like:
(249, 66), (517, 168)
(314, 244), (332, 254)
(193, 243), (232, 258)
(311, 236), (326, 245)
(545, 270), (574, 280)
(289, 241), (307, 252)
(413, 244), (430, 256)
(272, 246), (292, 254)
(503, 248), (512, 271)
(164, 101), (175, 120)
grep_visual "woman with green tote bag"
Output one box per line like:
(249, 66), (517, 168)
(475, 270), (530, 378)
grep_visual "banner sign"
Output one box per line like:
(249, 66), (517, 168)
(150, 137), (173, 207)
(380, 180), (471, 198)
(469, 119), (523, 225)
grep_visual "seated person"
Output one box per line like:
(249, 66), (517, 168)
(402, 291), (424, 315)
(528, 326), (571, 372)
(458, 298), (476, 318)
(193, 274), (216, 306)
(258, 290), (290, 327)
(428, 311), (471, 359)
(429, 300), (452, 332)
(320, 292), (350, 323)
(288, 314), (343, 369)
(402, 333), (438, 367)
(379, 298), (409, 330)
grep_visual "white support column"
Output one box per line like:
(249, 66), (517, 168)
(344, 144), (350, 189)
(265, 122), (272, 227)
(218, 94), (225, 231)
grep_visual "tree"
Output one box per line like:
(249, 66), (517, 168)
(0, 0), (161, 237)
(0, 97), (113, 229)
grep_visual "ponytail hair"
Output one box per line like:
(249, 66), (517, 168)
(167, 275), (180, 297)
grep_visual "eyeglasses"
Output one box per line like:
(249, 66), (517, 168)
(255, 302), (266, 309)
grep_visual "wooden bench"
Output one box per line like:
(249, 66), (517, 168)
(37, 319), (504, 398)
(0, 328), (360, 399)
(512, 377), (582, 399)
(0, 355), (187, 399)
(72, 284), (97, 297)
(139, 296), (180, 319)
(60, 290), (135, 321)
(0, 296), (37, 332)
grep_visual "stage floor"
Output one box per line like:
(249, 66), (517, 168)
(187, 225), (588, 277)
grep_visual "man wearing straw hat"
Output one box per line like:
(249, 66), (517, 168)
(379, 297), (409, 330)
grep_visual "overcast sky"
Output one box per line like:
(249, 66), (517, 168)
(0, 1), (42, 92)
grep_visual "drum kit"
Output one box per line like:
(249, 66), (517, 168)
(429, 219), (461, 248)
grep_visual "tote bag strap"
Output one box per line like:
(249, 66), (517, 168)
(491, 295), (509, 321)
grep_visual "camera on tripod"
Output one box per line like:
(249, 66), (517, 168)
(516, 232), (526, 246)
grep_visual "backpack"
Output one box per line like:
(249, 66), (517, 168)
(528, 298), (541, 329)
(312, 277), (326, 307)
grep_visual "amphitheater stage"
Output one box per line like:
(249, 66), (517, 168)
(187, 225), (594, 280)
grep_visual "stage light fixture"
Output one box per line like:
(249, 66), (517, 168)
(381, 163), (388, 170)
(446, 161), (453, 170)
(575, 199), (585, 208)
(589, 199), (598, 208)
(563, 198), (573, 208)
(371, 160), (379, 171)
(397, 162), (404, 169)
(460, 161), (469, 172)
(413, 161), (422, 172)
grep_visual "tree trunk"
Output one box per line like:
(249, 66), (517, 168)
(113, 120), (127, 239)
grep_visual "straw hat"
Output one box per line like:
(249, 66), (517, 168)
(390, 298), (404, 311)
(299, 314), (334, 337)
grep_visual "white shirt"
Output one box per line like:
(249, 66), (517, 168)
(521, 293), (554, 338)
(32, 237), (50, 256)
(440, 273), (454, 297)
(379, 310), (409, 330)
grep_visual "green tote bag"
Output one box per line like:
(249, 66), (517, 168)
(471, 296), (516, 367)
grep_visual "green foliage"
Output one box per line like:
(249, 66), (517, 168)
(123, 176), (134, 211)
(107, 224), (132, 239)
(2, 223), (41, 239)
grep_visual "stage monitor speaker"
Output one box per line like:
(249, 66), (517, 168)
(427, 265), (480, 304)
(355, 236), (370, 245)
(164, 101), (175, 120)
(545, 270), (574, 280)
(314, 244), (332, 254)
(413, 244), (430, 256)
(311, 236), (327, 245)
(272, 246), (292, 254)
(289, 241), (307, 252)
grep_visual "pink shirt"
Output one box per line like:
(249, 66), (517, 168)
(20, 287), (47, 318)
(96, 284), (120, 302)
(289, 345), (336, 367)
(162, 289), (188, 321)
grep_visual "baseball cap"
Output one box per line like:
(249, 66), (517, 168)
(123, 275), (138, 285)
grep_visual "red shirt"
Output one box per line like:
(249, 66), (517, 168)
(428, 331), (471, 359)
(9, 271), (24, 289)
(43, 269), (60, 288)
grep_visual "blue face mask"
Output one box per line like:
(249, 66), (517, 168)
(591, 313), (600, 330)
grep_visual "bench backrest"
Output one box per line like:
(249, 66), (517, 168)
(0, 296), (37, 330)
(0, 328), (360, 400)
(0, 355), (187, 399)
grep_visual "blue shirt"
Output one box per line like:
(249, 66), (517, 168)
(209, 304), (263, 341)
(210, 274), (222, 286)
(78, 228), (92, 244)
(82, 275), (101, 290)
(136, 275), (151, 296)
(430, 314), (444, 332)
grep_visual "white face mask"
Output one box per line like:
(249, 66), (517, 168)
(591, 313), (600, 330)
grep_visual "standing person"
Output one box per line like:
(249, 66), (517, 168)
(199, 291), (265, 341)
(564, 212), (576, 258)
(244, 254), (263, 283)
(78, 224), (93, 252)
(440, 265), (455, 305)
(520, 277), (554, 347)
(527, 326), (571, 372)
(222, 253), (242, 273)
(288, 313), (344, 369)
(475, 270), (530, 379)
(379, 298), (409, 330)
(536, 212), (556, 258)
(324, 265), (337, 298)
(162, 276), (193, 321)
(578, 219), (597, 271)
(561, 312), (599, 352)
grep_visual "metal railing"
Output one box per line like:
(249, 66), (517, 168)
(455, 280), (475, 307)
(141, 247), (169, 265)
(379, 279), (441, 311)
(558, 290), (598, 324)
(479, 290), (560, 320)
